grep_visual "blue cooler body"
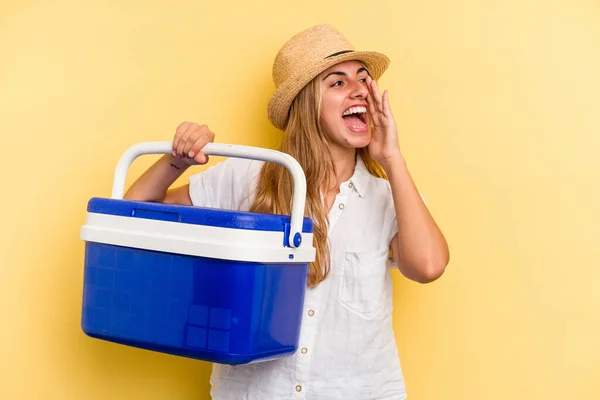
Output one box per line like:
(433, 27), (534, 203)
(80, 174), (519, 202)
(81, 198), (315, 365)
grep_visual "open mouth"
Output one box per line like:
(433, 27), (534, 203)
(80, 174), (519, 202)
(342, 106), (368, 131)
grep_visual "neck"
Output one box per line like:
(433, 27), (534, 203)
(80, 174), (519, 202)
(326, 145), (356, 192)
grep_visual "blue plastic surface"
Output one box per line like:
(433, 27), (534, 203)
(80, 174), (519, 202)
(88, 197), (314, 233)
(81, 242), (309, 364)
(293, 232), (302, 247)
(81, 198), (311, 364)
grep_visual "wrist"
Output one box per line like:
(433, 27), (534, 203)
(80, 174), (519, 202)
(375, 150), (405, 171)
(379, 152), (406, 174)
(167, 155), (191, 171)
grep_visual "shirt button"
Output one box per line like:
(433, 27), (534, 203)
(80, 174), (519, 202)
(296, 385), (302, 392)
(308, 309), (315, 316)
(301, 347), (308, 354)
(339, 203), (345, 210)
(349, 182), (353, 188)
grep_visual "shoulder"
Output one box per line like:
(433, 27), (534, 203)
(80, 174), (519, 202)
(365, 174), (426, 205)
(205, 156), (263, 173)
(365, 175), (393, 198)
(231, 158), (264, 188)
(188, 157), (265, 209)
(190, 157), (264, 184)
(222, 157), (264, 172)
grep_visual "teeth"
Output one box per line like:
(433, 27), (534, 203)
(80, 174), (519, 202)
(343, 106), (367, 116)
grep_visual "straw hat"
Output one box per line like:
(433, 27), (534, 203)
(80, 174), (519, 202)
(267, 24), (390, 130)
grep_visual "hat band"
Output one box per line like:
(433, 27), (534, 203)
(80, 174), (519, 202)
(326, 50), (353, 59)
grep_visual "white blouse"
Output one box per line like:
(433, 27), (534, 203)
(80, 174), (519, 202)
(189, 156), (408, 400)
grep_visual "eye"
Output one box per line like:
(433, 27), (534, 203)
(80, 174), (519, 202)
(359, 77), (367, 83)
(331, 81), (343, 87)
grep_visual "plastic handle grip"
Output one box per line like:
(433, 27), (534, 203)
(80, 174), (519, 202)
(111, 142), (307, 248)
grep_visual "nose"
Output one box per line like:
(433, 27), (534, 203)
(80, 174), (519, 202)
(349, 78), (368, 99)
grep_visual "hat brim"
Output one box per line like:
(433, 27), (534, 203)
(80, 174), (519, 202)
(267, 50), (390, 130)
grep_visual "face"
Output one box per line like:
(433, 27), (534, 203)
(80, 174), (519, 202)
(319, 60), (371, 151)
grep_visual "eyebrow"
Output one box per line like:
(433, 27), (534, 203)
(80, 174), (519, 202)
(322, 67), (369, 80)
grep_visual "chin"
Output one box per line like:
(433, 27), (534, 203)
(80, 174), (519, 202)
(344, 130), (371, 149)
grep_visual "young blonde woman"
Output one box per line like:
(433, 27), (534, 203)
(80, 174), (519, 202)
(125, 24), (449, 400)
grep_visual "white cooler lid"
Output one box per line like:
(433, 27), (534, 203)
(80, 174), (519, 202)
(81, 198), (316, 264)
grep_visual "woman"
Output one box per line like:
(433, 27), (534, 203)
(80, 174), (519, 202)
(125, 24), (449, 400)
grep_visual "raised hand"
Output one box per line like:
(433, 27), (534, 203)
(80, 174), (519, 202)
(365, 75), (401, 164)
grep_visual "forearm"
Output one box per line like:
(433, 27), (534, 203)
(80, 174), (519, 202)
(124, 155), (190, 202)
(382, 155), (449, 282)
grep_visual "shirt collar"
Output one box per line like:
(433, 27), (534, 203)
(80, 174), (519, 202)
(348, 157), (369, 198)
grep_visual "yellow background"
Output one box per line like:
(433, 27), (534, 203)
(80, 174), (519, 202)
(2, 1), (599, 399)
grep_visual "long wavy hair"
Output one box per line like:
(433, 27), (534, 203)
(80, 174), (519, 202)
(250, 75), (387, 287)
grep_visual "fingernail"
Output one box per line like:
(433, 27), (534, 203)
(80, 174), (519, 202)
(189, 151), (195, 157)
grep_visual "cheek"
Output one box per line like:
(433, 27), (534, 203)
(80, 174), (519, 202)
(320, 93), (342, 128)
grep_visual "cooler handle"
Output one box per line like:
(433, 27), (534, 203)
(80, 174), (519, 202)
(110, 141), (307, 248)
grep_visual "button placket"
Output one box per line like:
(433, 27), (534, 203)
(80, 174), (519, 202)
(295, 288), (320, 397)
(327, 192), (349, 234)
(299, 308), (316, 359)
(297, 303), (322, 397)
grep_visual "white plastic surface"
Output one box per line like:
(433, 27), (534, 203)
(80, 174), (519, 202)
(111, 142), (308, 248)
(81, 212), (316, 263)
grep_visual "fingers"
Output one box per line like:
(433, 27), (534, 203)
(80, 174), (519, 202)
(176, 130), (188, 157)
(365, 77), (378, 119)
(189, 130), (215, 165)
(369, 78), (384, 112)
(182, 125), (206, 155)
(171, 122), (215, 165)
(174, 122), (192, 156)
(382, 90), (389, 115)
(366, 76), (385, 117)
(173, 121), (190, 155)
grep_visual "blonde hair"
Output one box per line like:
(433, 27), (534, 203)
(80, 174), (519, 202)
(250, 75), (387, 287)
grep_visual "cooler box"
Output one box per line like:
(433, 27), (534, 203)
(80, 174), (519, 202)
(80, 142), (316, 365)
